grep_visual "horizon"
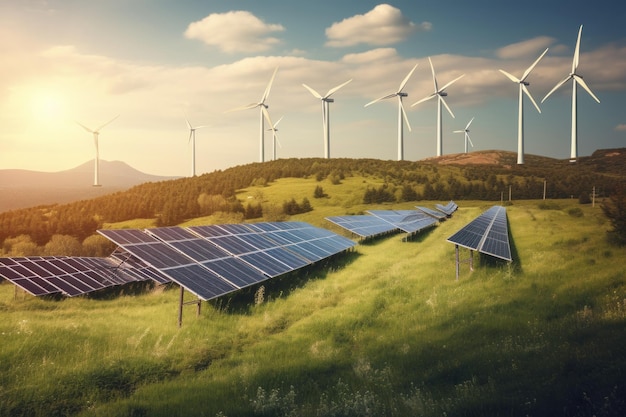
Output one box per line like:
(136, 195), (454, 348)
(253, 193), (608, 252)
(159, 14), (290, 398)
(1, 1), (625, 177)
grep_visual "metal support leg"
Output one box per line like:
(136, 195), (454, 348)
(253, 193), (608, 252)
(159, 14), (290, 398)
(455, 244), (460, 281)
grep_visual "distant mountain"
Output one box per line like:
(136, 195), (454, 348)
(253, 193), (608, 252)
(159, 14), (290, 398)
(0, 160), (179, 212)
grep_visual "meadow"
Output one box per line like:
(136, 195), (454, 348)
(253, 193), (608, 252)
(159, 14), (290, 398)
(1, 175), (625, 416)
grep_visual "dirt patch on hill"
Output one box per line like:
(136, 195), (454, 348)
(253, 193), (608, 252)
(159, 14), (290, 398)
(427, 151), (506, 166)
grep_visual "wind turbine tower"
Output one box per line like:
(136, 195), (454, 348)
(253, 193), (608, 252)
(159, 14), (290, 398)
(227, 67), (278, 163)
(76, 115), (119, 187)
(266, 115), (283, 161)
(185, 116), (207, 177)
(302, 79), (352, 159)
(412, 57), (464, 157)
(365, 63), (418, 161)
(542, 25), (600, 162)
(453, 117), (474, 154)
(499, 48), (549, 164)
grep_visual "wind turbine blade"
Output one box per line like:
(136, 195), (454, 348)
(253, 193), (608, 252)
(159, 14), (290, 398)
(440, 96), (455, 118)
(467, 134), (474, 147)
(185, 117), (192, 130)
(575, 75), (601, 103)
(453, 130), (464, 133)
(398, 63), (419, 92)
(95, 114), (119, 132)
(261, 106), (274, 130)
(188, 130), (193, 144)
(440, 74), (465, 92)
(541, 75), (571, 103)
(499, 69), (520, 83)
(226, 102), (260, 113)
(522, 48), (549, 81)
(365, 93), (396, 107)
(261, 66), (279, 103)
(466, 117), (474, 130)
(274, 115), (284, 128)
(326, 78), (352, 98)
(411, 93), (436, 107)
(76, 121), (94, 133)
(522, 84), (542, 113)
(573, 25), (583, 72)
(428, 57), (438, 91)
(399, 99), (412, 132)
(302, 83), (322, 99)
(276, 136), (283, 148)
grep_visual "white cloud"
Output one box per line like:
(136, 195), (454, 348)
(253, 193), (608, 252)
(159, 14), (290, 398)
(496, 36), (555, 59)
(325, 4), (428, 48)
(615, 124), (626, 132)
(184, 11), (285, 54)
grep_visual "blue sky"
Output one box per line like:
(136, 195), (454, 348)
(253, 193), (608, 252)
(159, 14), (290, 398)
(0, 0), (624, 177)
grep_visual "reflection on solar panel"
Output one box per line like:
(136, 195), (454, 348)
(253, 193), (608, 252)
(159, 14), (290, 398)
(328, 208), (441, 240)
(436, 201), (458, 216)
(446, 205), (512, 279)
(416, 206), (447, 220)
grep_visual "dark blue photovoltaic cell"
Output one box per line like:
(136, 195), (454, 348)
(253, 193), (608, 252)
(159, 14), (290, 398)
(447, 205), (512, 261)
(98, 229), (157, 245)
(164, 264), (237, 300)
(239, 251), (294, 277)
(168, 240), (230, 262)
(201, 257), (267, 288)
(206, 235), (258, 255)
(436, 201), (458, 216)
(326, 215), (397, 238)
(285, 242), (325, 262)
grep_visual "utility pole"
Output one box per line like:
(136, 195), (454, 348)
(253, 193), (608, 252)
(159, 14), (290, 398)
(543, 180), (547, 200)
(592, 186), (596, 208)
(509, 185), (512, 202)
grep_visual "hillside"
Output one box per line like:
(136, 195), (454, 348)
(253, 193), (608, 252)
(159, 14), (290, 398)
(1, 195), (625, 416)
(0, 160), (178, 211)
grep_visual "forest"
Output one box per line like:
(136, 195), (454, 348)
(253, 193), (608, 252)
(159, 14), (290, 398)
(1, 149), (624, 257)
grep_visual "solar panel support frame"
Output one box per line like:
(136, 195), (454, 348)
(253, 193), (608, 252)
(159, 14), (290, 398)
(454, 244), (475, 280)
(178, 286), (202, 328)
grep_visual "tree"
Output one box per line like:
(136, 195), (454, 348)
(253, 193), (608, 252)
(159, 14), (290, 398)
(602, 186), (626, 245)
(313, 185), (327, 199)
(44, 235), (82, 256)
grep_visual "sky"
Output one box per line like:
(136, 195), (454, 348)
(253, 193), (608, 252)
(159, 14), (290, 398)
(1, 0), (625, 177)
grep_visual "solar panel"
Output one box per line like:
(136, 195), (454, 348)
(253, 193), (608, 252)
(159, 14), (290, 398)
(416, 206), (447, 220)
(435, 201), (458, 216)
(1, 222), (355, 301)
(446, 205), (512, 262)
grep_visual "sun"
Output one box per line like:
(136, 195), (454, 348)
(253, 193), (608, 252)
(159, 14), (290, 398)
(29, 90), (66, 123)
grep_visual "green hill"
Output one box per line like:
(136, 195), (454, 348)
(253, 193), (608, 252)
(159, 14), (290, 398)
(1, 150), (626, 416)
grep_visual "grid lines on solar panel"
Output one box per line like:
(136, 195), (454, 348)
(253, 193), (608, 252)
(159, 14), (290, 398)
(416, 206), (447, 219)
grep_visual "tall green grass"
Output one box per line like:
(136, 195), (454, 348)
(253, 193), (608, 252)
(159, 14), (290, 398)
(1, 195), (625, 416)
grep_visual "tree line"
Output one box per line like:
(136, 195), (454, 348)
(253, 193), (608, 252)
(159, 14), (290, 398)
(1, 153), (623, 256)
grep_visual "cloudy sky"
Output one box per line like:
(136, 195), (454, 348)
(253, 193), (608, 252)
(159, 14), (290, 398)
(1, 0), (625, 177)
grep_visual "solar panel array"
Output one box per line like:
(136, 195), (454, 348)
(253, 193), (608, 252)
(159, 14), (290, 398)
(326, 204), (454, 240)
(0, 255), (161, 297)
(416, 206), (447, 220)
(98, 221), (355, 301)
(0, 222), (355, 301)
(446, 205), (512, 261)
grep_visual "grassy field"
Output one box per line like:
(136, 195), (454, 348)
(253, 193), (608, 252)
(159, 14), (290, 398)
(1, 178), (625, 416)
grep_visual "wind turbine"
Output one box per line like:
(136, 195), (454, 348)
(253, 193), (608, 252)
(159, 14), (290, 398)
(76, 115), (119, 187)
(499, 47), (549, 164)
(185, 116), (207, 177)
(302, 79), (352, 159)
(227, 67), (278, 162)
(542, 25), (600, 162)
(365, 63), (418, 161)
(412, 57), (465, 157)
(453, 117), (474, 154)
(266, 115), (283, 160)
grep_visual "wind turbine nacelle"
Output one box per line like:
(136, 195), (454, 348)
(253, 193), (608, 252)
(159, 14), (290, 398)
(398, 92), (408, 97)
(440, 92), (448, 97)
(325, 98), (335, 103)
(522, 81), (530, 86)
